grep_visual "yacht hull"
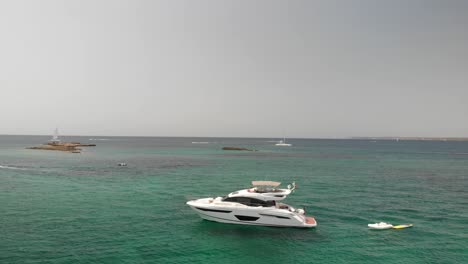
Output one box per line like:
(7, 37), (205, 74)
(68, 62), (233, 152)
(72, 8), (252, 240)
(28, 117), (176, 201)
(187, 200), (317, 228)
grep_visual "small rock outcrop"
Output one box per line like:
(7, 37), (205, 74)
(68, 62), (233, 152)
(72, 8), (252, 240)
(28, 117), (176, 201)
(222, 147), (256, 151)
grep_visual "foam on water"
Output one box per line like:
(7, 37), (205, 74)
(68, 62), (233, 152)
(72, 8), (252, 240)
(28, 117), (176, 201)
(0, 165), (27, 170)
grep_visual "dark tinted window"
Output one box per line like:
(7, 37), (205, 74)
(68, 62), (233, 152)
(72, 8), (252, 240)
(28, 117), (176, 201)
(223, 197), (275, 207)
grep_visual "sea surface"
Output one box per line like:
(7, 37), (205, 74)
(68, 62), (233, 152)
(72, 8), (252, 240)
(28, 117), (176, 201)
(1, 135), (467, 263)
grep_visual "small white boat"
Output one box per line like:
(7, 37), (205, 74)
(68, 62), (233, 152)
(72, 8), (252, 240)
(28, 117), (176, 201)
(118, 163), (127, 166)
(275, 138), (292, 147)
(368, 222), (393, 229)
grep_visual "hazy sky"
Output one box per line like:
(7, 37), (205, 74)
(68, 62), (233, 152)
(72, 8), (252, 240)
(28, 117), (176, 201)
(1, 0), (467, 138)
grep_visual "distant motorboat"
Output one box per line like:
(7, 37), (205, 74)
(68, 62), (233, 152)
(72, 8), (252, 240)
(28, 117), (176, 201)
(118, 163), (127, 167)
(275, 138), (292, 147)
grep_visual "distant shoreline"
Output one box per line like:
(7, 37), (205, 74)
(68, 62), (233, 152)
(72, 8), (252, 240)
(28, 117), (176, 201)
(350, 137), (468, 142)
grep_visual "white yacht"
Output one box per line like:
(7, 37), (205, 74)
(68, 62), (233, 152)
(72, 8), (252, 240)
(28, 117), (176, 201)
(275, 138), (292, 146)
(186, 181), (317, 228)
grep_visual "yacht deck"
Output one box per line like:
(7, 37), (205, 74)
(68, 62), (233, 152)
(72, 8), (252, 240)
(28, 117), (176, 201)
(305, 217), (316, 225)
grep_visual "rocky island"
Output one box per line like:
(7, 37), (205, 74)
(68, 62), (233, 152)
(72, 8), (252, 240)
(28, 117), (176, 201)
(222, 147), (256, 151)
(26, 129), (96, 153)
(27, 142), (96, 153)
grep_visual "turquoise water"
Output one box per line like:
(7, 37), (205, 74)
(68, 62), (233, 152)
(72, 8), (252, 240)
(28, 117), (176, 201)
(1, 135), (467, 263)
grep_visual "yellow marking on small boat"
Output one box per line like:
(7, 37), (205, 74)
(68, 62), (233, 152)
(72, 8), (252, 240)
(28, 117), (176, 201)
(392, 224), (413, 229)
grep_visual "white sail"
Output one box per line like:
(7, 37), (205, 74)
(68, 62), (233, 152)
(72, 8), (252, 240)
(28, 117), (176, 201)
(49, 128), (61, 144)
(52, 128), (59, 141)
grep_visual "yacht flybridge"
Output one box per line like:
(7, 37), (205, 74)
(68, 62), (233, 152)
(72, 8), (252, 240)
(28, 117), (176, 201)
(186, 181), (317, 228)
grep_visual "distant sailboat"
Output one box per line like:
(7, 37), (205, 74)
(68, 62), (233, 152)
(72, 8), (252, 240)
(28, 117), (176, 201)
(275, 137), (292, 147)
(48, 128), (61, 145)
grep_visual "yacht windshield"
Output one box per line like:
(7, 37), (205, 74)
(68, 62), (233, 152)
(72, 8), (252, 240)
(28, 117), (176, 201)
(223, 197), (276, 207)
(254, 187), (284, 193)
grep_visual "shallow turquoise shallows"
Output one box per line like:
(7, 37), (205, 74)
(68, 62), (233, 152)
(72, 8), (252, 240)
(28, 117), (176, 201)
(1, 136), (467, 264)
